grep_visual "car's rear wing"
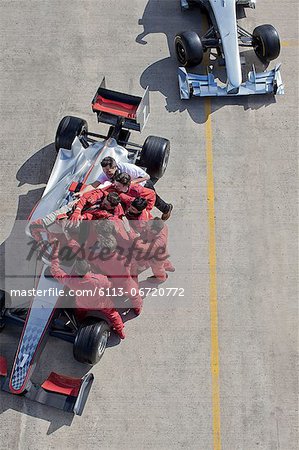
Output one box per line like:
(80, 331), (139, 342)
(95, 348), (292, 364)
(92, 78), (150, 132)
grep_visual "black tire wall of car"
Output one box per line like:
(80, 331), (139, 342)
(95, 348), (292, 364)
(55, 116), (88, 152)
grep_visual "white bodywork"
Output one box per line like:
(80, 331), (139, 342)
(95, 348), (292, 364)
(179, 0), (284, 97)
(29, 137), (132, 222)
(210, 0), (242, 92)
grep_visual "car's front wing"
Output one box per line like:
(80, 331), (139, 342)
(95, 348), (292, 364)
(178, 64), (284, 98)
(0, 363), (94, 415)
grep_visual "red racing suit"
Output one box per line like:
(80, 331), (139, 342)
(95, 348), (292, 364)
(29, 189), (123, 242)
(70, 189), (124, 221)
(67, 238), (143, 311)
(106, 184), (156, 211)
(124, 208), (153, 235)
(134, 224), (174, 281)
(50, 245), (125, 337)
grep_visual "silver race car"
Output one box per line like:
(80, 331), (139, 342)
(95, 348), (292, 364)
(176, 0), (284, 97)
(0, 80), (170, 415)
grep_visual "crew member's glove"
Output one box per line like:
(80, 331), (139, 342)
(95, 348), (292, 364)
(66, 210), (82, 228)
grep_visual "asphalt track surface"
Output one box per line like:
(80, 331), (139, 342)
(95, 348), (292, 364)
(0, 1), (298, 449)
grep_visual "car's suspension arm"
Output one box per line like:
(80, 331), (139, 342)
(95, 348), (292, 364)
(237, 25), (253, 46)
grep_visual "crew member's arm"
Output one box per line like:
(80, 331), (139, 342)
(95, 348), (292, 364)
(74, 180), (112, 196)
(29, 218), (46, 242)
(68, 189), (105, 227)
(74, 182), (98, 197)
(120, 216), (140, 240)
(86, 210), (112, 220)
(50, 242), (74, 288)
(120, 163), (150, 186)
(144, 188), (156, 210)
(130, 175), (150, 186)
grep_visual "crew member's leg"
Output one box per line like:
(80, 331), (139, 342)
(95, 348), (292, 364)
(163, 259), (175, 272)
(101, 307), (125, 339)
(144, 179), (173, 220)
(147, 260), (168, 283)
(112, 277), (143, 316)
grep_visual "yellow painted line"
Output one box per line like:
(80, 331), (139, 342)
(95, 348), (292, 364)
(204, 98), (221, 450)
(281, 40), (299, 47)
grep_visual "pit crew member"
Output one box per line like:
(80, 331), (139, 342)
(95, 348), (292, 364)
(134, 218), (175, 283)
(65, 232), (143, 316)
(75, 156), (173, 220)
(50, 240), (126, 339)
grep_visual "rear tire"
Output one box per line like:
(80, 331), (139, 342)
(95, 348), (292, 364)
(73, 320), (110, 365)
(253, 24), (281, 63)
(55, 116), (88, 152)
(139, 136), (170, 179)
(174, 31), (203, 67)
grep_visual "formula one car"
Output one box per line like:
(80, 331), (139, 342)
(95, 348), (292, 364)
(176, 0), (284, 97)
(0, 80), (170, 414)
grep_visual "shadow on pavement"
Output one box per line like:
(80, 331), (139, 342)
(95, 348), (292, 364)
(136, 0), (276, 123)
(0, 143), (57, 282)
(16, 143), (57, 189)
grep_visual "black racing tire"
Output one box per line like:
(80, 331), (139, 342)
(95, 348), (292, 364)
(138, 136), (170, 179)
(253, 24), (281, 63)
(73, 320), (110, 365)
(55, 116), (88, 152)
(174, 31), (203, 67)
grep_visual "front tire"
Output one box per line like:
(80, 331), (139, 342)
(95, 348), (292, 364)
(55, 116), (88, 152)
(174, 31), (203, 67)
(253, 24), (281, 63)
(139, 136), (170, 179)
(73, 320), (110, 365)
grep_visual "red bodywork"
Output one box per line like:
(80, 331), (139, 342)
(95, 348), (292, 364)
(92, 95), (138, 119)
(41, 372), (81, 397)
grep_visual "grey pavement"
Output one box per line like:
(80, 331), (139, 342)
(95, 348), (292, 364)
(0, 1), (298, 449)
